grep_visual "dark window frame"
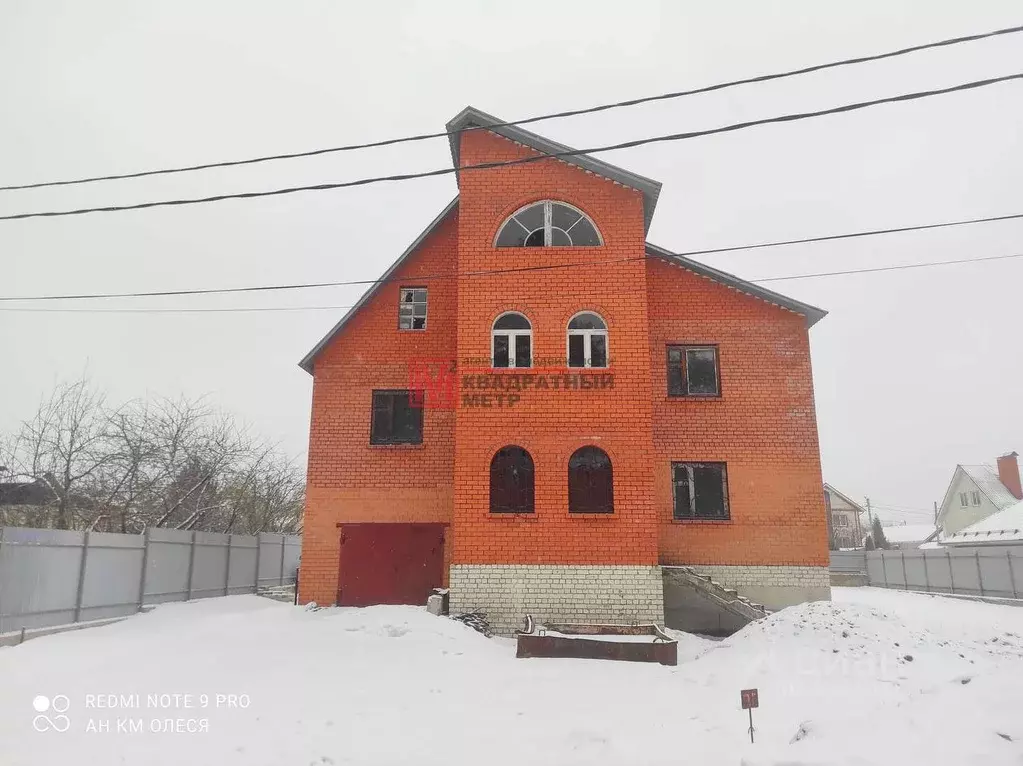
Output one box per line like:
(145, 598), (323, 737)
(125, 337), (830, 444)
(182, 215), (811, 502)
(672, 461), (730, 521)
(398, 286), (428, 331)
(666, 344), (721, 397)
(489, 446), (536, 514)
(568, 446), (614, 514)
(369, 389), (424, 445)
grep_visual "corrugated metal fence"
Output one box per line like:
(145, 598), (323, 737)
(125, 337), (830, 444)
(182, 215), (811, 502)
(830, 547), (1023, 599)
(0, 526), (301, 634)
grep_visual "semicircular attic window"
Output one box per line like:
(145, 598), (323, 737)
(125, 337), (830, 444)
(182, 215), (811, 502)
(495, 201), (602, 248)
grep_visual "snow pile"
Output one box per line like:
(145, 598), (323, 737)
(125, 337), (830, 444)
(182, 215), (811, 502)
(1, 588), (1022, 765)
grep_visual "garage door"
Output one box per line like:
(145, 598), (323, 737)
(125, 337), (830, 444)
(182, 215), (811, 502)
(337, 523), (445, 606)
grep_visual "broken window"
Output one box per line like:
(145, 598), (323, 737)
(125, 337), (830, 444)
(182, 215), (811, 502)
(370, 390), (424, 445)
(673, 462), (729, 520)
(492, 312), (532, 369)
(495, 201), (602, 248)
(490, 446), (535, 514)
(567, 312), (608, 368)
(568, 446), (614, 514)
(398, 287), (427, 330)
(667, 345), (719, 396)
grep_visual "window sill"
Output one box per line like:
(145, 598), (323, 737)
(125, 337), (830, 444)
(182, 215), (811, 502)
(368, 442), (425, 449)
(666, 394), (722, 401)
(671, 517), (732, 525)
(488, 512), (538, 520)
(568, 512), (615, 518)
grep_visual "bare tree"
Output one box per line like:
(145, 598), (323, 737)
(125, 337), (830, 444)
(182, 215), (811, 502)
(1, 378), (305, 534)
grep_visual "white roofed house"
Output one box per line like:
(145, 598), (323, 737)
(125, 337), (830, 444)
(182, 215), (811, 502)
(943, 498), (1023, 546)
(881, 523), (939, 550)
(937, 452), (1023, 536)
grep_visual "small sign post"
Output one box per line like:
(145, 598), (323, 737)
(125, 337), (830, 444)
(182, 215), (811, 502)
(740, 688), (759, 743)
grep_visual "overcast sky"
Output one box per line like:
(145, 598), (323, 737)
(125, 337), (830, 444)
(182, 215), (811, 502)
(2, 1), (1021, 526)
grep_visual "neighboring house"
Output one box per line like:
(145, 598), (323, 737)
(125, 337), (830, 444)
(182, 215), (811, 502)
(0, 478), (54, 507)
(937, 452), (1022, 535)
(880, 523), (939, 550)
(297, 106), (831, 633)
(823, 484), (866, 548)
(943, 497), (1023, 546)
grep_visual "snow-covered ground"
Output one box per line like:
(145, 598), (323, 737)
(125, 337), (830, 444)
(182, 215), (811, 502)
(2, 587), (1022, 765)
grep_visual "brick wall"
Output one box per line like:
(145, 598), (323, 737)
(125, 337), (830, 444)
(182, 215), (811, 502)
(449, 564), (665, 635)
(451, 129), (659, 571)
(299, 211), (460, 605)
(646, 257), (829, 571)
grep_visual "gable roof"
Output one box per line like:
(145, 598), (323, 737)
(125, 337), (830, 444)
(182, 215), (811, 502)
(445, 106), (662, 233)
(944, 497), (1023, 544)
(297, 197), (458, 373)
(299, 107), (828, 373)
(938, 464), (1020, 523)
(646, 244), (826, 327)
(823, 483), (867, 514)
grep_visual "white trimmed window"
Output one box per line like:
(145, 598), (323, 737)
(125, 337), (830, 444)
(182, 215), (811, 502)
(398, 287), (427, 330)
(492, 312), (532, 368)
(567, 312), (608, 368)
(495, 201), (602, 247)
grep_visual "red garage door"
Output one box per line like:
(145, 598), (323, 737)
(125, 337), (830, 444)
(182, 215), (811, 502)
(337, 523), (445, 606)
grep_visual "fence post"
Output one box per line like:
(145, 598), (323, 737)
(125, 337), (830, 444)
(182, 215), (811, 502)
(948, 550), (956, 594)
(976, 551), (985, 597)
(900, 551), (908, 590)
(253, 534), (262, 594)
(1009, 551), (1018, 599)
(223, 534), (232, 597)
(137, 528), (151, 611)
(881, 552), (889, 588)
(279, 536), (286, 586)
(922, 551), (930, 593)
(185, 531), (197, 601)
(0, 527), (5, 633)
(73, 531), (91, 623)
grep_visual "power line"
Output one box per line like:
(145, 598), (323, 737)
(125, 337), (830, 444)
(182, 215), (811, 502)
(3, 23), (1019, 193)
(754, 251), (1023, 282)
(2, 72), (1021, 223)
(1, 250), (1020, 312)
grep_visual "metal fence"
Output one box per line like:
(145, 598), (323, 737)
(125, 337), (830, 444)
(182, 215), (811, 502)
(830, 550), (868, 573)
(0, 526), (301, 634)
(864, 547), (1023, 598)
(830, 547), (1023, 600)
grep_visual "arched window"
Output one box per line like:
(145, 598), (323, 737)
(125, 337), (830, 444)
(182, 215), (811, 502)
(495, 201), (602, 248)
(490, 446), (535, 514)
(492, 312), (532, 368)
(567, 312), (608, 368)
(568, 446), (613, 514)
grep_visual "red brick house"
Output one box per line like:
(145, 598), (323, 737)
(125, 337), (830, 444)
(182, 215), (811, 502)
(298, 106), (830, 633)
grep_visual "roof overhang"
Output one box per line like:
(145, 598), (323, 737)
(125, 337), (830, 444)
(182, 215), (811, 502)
(645, 243), (828, 328)
(297, 197), (459, 374)
(445, 106), (662, 233)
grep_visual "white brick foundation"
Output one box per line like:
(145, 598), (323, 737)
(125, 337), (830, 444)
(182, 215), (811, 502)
(449, 565), (665, 635)
(681, 564), (831, 609)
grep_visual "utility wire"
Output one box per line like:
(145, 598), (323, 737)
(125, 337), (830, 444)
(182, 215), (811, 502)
(1, 72), (1021, 222)
(2, 23), (1020, 192)
(2, 251), (1021, 312)
(1, 210), (1023, 302)
(753, 251), (1023, 282)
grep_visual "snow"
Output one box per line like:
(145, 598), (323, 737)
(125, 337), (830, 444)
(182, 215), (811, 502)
(2, 589), (1023, 765)
(946, 497), (1023, 544)
(960, 465), (1020, 511)
(881, 523), (937, 544)
(540, 629), (664, 643)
